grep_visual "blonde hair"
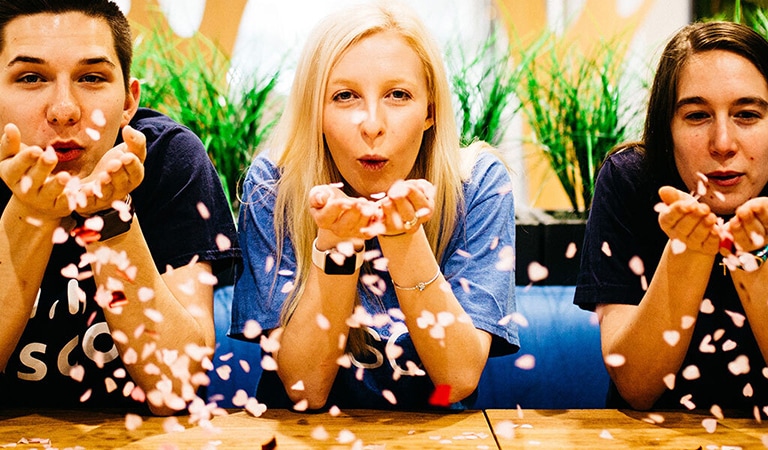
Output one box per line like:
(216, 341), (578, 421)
(268, 0), (467, 349)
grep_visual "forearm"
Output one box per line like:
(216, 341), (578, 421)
(0, 198), (61, 369)
(381, 229), (491, 403)
(600, 242), (715, 409)
(276, 264), (358, 408)
(731, 266), (768, 364)
(88, 217), (214, 415)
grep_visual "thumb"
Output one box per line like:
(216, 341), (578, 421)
(121, 125), (147, 163)
(0, 123), (21, 160)
(658, 186), (693, 206)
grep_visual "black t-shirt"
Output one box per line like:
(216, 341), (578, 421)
(0, 108), (240, 411)
(574, 148), (768, 413)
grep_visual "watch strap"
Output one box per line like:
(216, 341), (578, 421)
(71, 195), (134, 243)
(311, 238), (364, 275)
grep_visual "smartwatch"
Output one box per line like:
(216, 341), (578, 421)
(71, 195), (135, 242)
(311, 238), (364, 275)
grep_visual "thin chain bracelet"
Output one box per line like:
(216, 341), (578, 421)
(392, 269), (441, 292)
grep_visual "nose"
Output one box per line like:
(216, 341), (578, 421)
(360, 101), (384, 144)
(710, 116), (737, 158)
(46, 83), (81, 125)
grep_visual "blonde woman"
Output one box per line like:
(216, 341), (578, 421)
(232, 0), (518, 410)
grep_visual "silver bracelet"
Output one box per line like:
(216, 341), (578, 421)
(392, 269), (441, 292)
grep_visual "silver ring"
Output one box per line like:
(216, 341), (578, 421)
(403, 217), (418, 230)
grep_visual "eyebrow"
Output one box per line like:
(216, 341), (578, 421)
(7, 55), (116, 69)
(676, 96), (768, 110)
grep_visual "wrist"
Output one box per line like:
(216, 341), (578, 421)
(71, 195), (135, 244)
(311, 237), (365, 275)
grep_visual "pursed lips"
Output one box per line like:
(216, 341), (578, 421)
(706, 170), (744, 187)
(358, 156), (388, 171)
(50, 141), (84, 163)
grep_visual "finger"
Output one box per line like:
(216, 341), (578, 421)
(659, 186), (695, 206)
(122, 125), (147, 163)
(0, 123), (21, 160)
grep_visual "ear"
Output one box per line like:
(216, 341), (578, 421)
(121, 78), (141, 128)
(423, 103), (434, 131)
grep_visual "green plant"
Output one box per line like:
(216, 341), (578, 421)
(132, 25), (282, 212)
(518, 35), (641, 214)
(447, 27), (535, 147)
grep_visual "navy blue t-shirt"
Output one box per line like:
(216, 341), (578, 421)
(574, 148), (768, 414)
(0, 108), (240, 411)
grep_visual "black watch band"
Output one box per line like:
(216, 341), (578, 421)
(71, 195), (134, 243)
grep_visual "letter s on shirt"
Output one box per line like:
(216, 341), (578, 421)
(17, 342), (47, 381)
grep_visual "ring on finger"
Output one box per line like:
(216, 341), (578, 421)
(403, 217), (418, 230)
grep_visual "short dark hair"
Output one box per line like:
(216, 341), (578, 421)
(644, 21), (768, 182)
(0, 0), (132, 90)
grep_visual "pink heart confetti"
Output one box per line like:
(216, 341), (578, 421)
(565, 242), (577, 259)
(494, 421), (515, 439)
(216, 234), (231, 251)
(725, 310), (746, 328)
(125, 413), (143, 431)
(292, 399), (308, 412)
(316, 313), (330, 330)
(681, 315), (696, 329)
(70, 365), (85, 382)
(663, 330), (680, 346)
(628, 256), (645, 275)
(700, 299), (715, 314)
(702, 418), (717, 434)
(671, 239), (686, 254)
(196, 202), (211, 219)
(682, 365), (701, 380)
(514, 354), (535, 370)
(311, 426), (329, 440)
(744, 383), (754, 398)
(604, 353), (626, 367)
(291, 380), (305, 391)
(663, 374), (676, 390)
(52, 227), (69, 244)
(261, 355), (278, 371)
(91, 109), (107, 126)
(728, 355), (750, 375)
(232, 389), (249, 407)
(245, 398), (267, 417)
(527, 261), (549, 283)
(601, 241), (612, 257)
(243, 320), (262, 339)
(382, 389), (397, 404)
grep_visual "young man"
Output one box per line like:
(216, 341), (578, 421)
(0, 0), (239, 415)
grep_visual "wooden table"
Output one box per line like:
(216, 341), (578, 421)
(3, 408), (767, 449)
(486, 409), (768, 449)
(0, 408), (495, 449)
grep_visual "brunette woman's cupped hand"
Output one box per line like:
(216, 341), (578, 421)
(658, 186), (721, 256)
(728, 197), (768, 253)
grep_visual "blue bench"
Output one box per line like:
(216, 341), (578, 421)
(208, 284), (608, 409)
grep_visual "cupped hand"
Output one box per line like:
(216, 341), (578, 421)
(728, 197), (768, 253)
(75, 125), (146, 216)
(377, 179), (435, 235)
(657, 186), (721, 256)
(0, 123), (72, 220)
(309, 183), (380, 241)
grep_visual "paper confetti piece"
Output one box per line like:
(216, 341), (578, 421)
(429, 385), (452, 407)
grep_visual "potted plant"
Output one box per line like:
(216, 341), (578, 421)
(132, 25), (282, 214)
(515, 34), (643, 284)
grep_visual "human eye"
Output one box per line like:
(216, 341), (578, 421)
(388, 89), (413, 102)
(332, 90), (357, 102)
(734, 109), (763, 123)
(16, 73), (44, 84)
(80, 73), (108, 84)
(682, 111), (710, 122)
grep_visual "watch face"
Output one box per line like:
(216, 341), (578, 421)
(324, 252), (357, 275)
